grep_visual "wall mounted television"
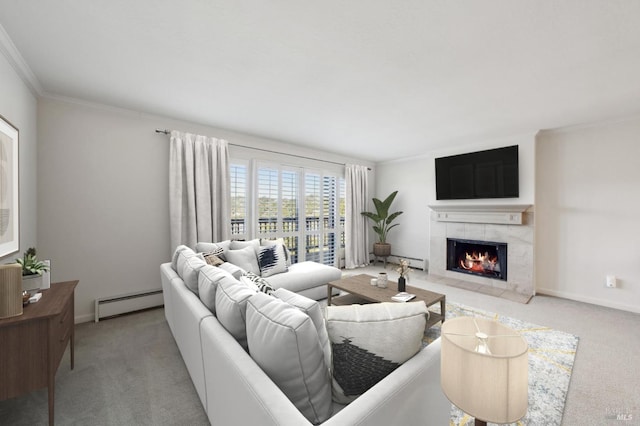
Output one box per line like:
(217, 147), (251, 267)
(435, 145), (519, 200)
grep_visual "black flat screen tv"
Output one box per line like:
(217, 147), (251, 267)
(435, 145), (519, 200)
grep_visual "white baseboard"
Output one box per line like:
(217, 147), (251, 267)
(536, 287), (640, 314)
(75, 312), (94, 324)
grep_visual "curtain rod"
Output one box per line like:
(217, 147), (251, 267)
(155, 129), (370, 170)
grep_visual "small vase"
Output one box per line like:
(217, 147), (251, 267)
(398, 276), (406, 292)
(377, 272), (388, 288)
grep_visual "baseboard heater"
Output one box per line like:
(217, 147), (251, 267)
(95, 288), (164, 322)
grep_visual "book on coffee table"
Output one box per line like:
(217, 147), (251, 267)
(391, 292), (416, 302)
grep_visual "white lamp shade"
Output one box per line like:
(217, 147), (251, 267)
(441, 317), (529, 424)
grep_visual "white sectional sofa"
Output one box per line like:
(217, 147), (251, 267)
(160, 245), (450, 425)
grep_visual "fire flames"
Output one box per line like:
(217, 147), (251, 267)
(459, 251), (500, 273)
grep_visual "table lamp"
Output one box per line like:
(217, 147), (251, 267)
(441, 317), (529, 426)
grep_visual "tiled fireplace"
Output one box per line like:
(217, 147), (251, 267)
(429, 205), (534, 297)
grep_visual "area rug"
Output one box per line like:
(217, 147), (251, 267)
(424, 301), (579, 426)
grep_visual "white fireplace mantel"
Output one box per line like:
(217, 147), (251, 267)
(428, 204), (533, 225)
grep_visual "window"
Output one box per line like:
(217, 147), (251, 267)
(230, 164), (248, 240)
(245, 162), (344, 267)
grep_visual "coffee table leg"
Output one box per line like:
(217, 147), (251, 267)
(327, 285), (333, 305)
(440, 298), (446, 323)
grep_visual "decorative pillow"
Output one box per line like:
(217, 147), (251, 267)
(325, 301), (428, 404)
(198, 265), (238, 314)
(257, 244), (288, 277)
(246, 292), (332, 424)
(218, 262), (247, 280)
(203, 252), (224, 266)
(196, 240), (231, 261)
(229, 238), (260, 252)
(261, 238), (292, 266)
(215, 279), (257, 351)
(226, 246), (260, 275)
(273, 288), (331, 371)
(240, 272), (275, 295)
(171, 245), (191, 271)
(181, 255), (208, 295)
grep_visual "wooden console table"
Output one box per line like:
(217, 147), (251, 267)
(0, 280), (78, 426)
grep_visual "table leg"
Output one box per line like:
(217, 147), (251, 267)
(440, 298), (446, 323)
(327, 285), (333, 306)
(48, 374), (54, 426)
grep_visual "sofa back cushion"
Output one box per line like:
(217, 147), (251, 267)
(226, 246), (260, 275)
(273, 288), (331, 371)
(171, 245), (191, 271)
(246, 292), (332, 424)
(215, 279), (257, 351)
(325, 301), (427, 404)
(175, 246), (198, 276)
(198, 265), (238, 314)
(181, 255), (208, 295)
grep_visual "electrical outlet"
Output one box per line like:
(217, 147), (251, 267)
(606, 275), (617, 288)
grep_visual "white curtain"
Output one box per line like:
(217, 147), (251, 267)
(169, 131), (230, 250)
(345, 164), (370, 269)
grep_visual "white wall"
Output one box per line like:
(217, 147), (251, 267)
(37, 97), (372, 322)
(536, 118), (640, 313)
(0, 49), (38, 263)
(375, 134), (536, 269)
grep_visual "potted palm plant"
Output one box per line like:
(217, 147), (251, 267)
(361, 191), (403, 258)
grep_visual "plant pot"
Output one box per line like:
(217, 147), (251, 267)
(22, 274), (43, 293)
(373, 243), (391, 257)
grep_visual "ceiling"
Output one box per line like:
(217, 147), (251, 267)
(1, 1), (640, 162)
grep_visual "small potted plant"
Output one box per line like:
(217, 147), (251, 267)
(16, 247), (50, 291)
(395, 258), (411, 292)
(361, 191), (403, 259)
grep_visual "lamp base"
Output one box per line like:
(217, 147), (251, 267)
(475, 420), (487, 426)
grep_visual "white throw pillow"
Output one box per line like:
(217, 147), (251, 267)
(257, 244), (288, 277)
(273, 288), (331, 371)
(229, 238), (260, 251)
(215, 279), (257, 351)
(246, 292), (332, 424)
(325, 301), (427, 404)
(226, 246), (260, 275)
(198, 265), (238, 314)
(240, 272), (275, 295)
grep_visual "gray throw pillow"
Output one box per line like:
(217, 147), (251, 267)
(226, 246), (260, 275)
(215, 279), (257, 351)
(246, 292), (332, 424)
(326, 301), (427, 404)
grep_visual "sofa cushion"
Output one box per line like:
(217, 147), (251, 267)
(176, 246), (199, 276)
(218, 262), (246, 279)
(171, 245), (191, 271)
(257, 244), (288, 277)
(196, 240), (231, 260)
(273, 288), (331, 371)
(226, 246), (260, 275)
(198, 265), (238, 314)
(240, 271), (275, 295)
(246, 292), (332, 424)
(215, 279), (257, 351)
(265, 261), (342, 294)
(181, 255), (208, 295)
(325, 301), (427, 404)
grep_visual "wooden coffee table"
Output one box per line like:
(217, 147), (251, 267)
(327, 274), (446, 329)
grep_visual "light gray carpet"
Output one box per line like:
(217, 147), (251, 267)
(0, 308), (209, 426)
(1, 266), (638, 426)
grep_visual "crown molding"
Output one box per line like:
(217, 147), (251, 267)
(0, 23), (43, 96)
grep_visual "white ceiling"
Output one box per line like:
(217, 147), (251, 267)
(1, 1), (640, 162)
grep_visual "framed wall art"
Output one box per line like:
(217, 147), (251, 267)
(0, 114), (19, 258)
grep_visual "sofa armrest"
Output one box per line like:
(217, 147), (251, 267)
(323, 338), (450, 426)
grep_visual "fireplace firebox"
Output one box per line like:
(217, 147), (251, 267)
(446, 238), (507, 281)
